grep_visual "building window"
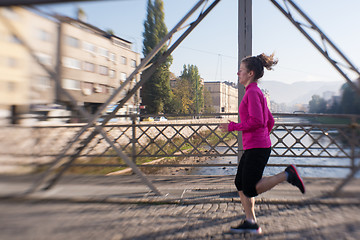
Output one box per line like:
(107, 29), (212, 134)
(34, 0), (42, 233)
(120, 56), (127, 65)
(99, 65), (108, 75)
(120, 72), (127, 81)
(10, 34), (21, 44)
(93, 84), (103, 93)
(82, 82), (93, 96)
(2, 8), (19, 20)
(109, 52), (116, 62)
(7, 57), (17, 68)
(83, 62), (95, 72)
(37, 29), (51, 42)
(63, 78), (80, 90)
(63, 57), (81, 69)
(109, 69), (116, 78)
(130, 59), (136, 68)
(35, 52), (52, 66)
(83, 41), (96, 54)
(98, 47), (108, 58)
(66, 35), (79, 48)
(7, 81), (16, 92)
(108, 86), (115, 95)
(35, 75), (51, 88)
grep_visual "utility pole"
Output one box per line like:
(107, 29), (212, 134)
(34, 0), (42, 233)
(238, 0), (252, 162)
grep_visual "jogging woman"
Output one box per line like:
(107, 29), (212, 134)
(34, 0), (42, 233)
(220, 53), (305, 234)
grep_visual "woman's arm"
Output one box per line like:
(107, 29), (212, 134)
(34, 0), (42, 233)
(267, 108), (275, 133)
(228, 92), (264, 132)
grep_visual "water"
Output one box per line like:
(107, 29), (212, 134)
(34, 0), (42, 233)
(190, 118), (360, 178)
(189, 155), (359, 178)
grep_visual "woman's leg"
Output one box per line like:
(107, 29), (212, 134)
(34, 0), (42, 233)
(239, 191), (256, 222)
(255, 171), (287, 195)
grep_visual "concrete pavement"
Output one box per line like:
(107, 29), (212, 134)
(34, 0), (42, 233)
(0, 174), (359, 239)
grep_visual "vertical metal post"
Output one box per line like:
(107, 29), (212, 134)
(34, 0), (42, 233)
(55, 21), (62, 103)
(350, 116), (357, 175)
(238, 0), (252, 163)
(131, 115), (137, 163)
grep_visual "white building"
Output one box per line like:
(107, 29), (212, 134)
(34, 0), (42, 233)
(0, 7), (140, 121)
(204, 81), (238, 113)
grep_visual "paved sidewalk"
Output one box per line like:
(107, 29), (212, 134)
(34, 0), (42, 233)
(0, 174), (359, 239)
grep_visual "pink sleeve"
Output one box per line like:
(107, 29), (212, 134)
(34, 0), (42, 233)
(227, 92), (264, 132)
(267, 108), (274, 133)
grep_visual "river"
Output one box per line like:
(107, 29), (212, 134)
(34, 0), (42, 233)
(189, 116), (360, 178)
(189, 154), (359, 178)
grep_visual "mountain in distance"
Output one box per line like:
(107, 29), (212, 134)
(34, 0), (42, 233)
(258, 80), (344, 105)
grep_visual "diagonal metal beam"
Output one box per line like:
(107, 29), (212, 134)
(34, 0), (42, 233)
(0, 7), (161, 194)
(0, 12), (102, 194)
(269, 0), (360, 95)
(331, 163), (360, 197)
(0, 0), (103, 6)
(270, 0), (360, 195)
(26, 0), (221, 193)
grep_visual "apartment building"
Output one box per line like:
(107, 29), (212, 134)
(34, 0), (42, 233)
(58, 16), (141, 115)
(0, 7), (140, 121)
(0, 7), (57, 116)
(204, 81), (238, 113)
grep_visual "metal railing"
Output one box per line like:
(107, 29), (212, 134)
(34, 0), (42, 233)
(0, 113), (358, 164)
(0, 112), (359, 195)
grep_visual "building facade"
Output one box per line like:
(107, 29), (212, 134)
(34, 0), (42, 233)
(204, 81), (238, 113)
(0, 7), (140, 121)
(0, 7), (57, 116)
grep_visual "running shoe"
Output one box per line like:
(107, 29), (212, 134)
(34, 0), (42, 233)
(285, 164), (305, 194)
(230, 220), (262, 234)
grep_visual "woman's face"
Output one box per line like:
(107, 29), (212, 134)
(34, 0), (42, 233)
(237, 62), (253, 87)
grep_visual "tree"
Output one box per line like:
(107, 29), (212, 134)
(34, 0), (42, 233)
(308, 95), (327, 113)
(179, 64), (204, 114)
(172, 78), (194, 114)
(339, 83), (360, 114)
(106, 29), (115, 35)
(141, 0), (172, 114)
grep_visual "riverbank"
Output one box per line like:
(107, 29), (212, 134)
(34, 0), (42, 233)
(107, 150), (218, 176)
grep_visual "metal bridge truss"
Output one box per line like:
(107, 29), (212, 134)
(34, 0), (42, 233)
(1, 0), (222, 195)
(270, 0), (360, 193)
(1, 0), (360, 196)
(270, 0), (360, 94)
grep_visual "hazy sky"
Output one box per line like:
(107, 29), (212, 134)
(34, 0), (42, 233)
(39, 0), (360, 85)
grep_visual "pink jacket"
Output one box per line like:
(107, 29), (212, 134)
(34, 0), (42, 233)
(228, 82), (274, 150)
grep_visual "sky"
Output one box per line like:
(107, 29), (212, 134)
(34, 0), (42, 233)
(38, 0), (360, 85)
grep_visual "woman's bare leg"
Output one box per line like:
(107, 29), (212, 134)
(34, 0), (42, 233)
(256, 171), (287, 195)
(239, 191), (256, 222)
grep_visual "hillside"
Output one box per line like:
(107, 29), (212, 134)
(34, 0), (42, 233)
(258, 80), (344, 105)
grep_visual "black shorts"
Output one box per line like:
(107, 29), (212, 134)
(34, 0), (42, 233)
(234, 147), (271, 197)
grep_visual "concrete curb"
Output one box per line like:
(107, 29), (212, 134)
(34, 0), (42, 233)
(1, 193), (360, 206)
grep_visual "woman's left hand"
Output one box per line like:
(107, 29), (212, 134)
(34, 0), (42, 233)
(219, 122), (229, 132)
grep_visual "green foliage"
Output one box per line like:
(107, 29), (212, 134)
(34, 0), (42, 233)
(308, 94), (327, 113)
(309, 82), (360, 114)
(339, 83), (360, 114)
(171, 64), (204, 114)
(172, 77), (194, 114)
(106, 29), (115, 35)
(142, 0), (172, 114)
